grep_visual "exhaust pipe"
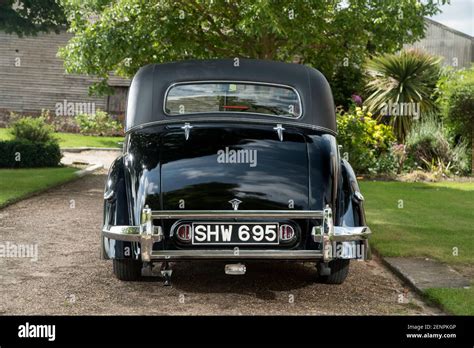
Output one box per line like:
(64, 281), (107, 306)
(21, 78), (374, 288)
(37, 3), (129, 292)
(225, 263), (246, 275)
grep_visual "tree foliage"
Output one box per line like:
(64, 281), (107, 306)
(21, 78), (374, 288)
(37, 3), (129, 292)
(58, 0), (446, 95)
(0, 0), (67, 36)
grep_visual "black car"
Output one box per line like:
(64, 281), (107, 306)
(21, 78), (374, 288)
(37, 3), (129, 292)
(101, 59), (371, 285)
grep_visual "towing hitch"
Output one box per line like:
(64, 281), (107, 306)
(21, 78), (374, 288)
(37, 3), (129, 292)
(161, 261), (173, 286)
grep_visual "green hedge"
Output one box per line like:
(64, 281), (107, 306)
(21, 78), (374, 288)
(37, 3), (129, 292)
(0, 140), (62, 168)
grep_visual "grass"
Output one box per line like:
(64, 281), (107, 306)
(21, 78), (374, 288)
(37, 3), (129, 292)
(0, 167), (78, 207)
(359, 180), (474, 315)
(359, 181), (474, 264)
(425, 287), (474, 315)
(0, 128), (122, 148)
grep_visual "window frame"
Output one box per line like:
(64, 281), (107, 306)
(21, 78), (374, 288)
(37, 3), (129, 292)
(163, 80), (303, 119)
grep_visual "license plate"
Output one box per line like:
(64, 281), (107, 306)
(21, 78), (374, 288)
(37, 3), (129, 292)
(192, 222), (279, 245)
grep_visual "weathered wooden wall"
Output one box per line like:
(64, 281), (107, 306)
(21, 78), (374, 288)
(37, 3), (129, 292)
(0, 30), (130, 122)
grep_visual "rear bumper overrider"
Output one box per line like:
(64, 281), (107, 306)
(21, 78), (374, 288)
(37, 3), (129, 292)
(102, 206), (371, 262)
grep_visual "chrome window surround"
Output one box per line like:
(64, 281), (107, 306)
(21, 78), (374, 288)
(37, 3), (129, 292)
(163, 80), (303, 120)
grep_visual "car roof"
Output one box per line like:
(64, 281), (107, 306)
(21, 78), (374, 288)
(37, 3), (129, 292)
(126, 59), (336, 134)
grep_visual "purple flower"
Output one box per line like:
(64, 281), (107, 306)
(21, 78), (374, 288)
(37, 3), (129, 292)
(352, 94), (363, 105)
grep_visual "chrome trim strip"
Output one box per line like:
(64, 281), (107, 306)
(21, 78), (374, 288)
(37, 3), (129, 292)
(151, 210), (324, 219)
(103, 189), (114, 200)
(150, 249), (323, 260)
(125, 118), (337, 136)
(354, 191), (365, 201)
(163, 80), (303, 119)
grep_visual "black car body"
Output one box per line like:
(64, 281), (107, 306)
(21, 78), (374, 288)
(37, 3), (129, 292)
(102, 59), (371, 284)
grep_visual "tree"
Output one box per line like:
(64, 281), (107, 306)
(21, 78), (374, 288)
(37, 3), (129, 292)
(0, 0), (67, 36)
(364, 49), (442, 142)
(58, 0), (447, 95)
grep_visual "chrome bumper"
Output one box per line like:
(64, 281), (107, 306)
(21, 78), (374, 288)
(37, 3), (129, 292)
(149, 250), (323, 261)
(102, 206), (371, 262)
(102, 207), (164, 261)
(311, 206), (371, 261)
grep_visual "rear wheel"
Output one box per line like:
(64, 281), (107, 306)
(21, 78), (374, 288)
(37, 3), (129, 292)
(317, 259), (350, 284)
(113, 259), (142, 281)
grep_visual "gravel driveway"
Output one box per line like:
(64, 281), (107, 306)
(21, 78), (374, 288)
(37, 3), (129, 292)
(0, 173), (440, 315)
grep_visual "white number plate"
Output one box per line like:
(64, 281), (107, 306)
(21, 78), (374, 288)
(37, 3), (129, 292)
(191, 222), (279, 245)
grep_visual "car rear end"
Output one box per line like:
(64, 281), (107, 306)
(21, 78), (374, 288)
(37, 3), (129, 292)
(102, 77), (371, 283)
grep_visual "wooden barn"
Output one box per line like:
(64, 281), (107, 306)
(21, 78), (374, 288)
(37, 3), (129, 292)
(405, 18), (474, 69)
(0, 30), (129, 127)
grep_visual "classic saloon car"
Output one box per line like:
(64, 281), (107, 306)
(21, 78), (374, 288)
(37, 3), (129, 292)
(102, 59), (371, 285)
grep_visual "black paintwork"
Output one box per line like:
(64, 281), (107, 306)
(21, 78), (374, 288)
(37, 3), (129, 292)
(102, 59), (367, 260)
(126, 59), (337, 134)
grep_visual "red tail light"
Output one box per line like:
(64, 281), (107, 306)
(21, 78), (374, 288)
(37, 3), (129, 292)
(176, 224), (191, 242)
(279, 224), (295, 241)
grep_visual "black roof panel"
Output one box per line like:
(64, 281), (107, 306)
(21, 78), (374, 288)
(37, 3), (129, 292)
(126, 59), (336, 134)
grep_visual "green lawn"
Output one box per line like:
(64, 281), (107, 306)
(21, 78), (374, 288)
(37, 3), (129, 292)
(425, 287), (474, 316)
(0, 167), (78, 207)
(360, 180), (474, 315)
(0, 128), (122, 148)
(360, 181), (474, 264)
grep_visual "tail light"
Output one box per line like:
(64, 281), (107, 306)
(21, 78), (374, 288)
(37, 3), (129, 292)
(279, 224), (295, 241)
(176, 224), (191, 242)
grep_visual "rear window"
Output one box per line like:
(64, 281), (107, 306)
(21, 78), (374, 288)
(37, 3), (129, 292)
(164, 82), (301, 118)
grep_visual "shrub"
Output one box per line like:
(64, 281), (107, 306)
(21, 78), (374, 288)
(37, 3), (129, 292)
(0, 140), (62, 168)
(9, 116), (56, 143)
(437, 65), (474, 145)
(76, 110), (123, 136)
(337, 106), (396, 174)
(330, 64), (365, 110)
(364, 49), (442, 142)
(40, 109), (81, 133)
(405, 117), (470, 175)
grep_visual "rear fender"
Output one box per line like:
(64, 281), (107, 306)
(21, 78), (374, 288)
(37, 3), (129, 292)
(339, 159), (367, 227)
(102, 155), (140, 260)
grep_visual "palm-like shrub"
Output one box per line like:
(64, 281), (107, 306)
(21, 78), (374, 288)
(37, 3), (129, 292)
(364, 49), (442, 141)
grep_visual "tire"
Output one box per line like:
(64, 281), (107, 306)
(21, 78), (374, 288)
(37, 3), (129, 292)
(317, 259), (350, 284)
(113, 259), (142, 281)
